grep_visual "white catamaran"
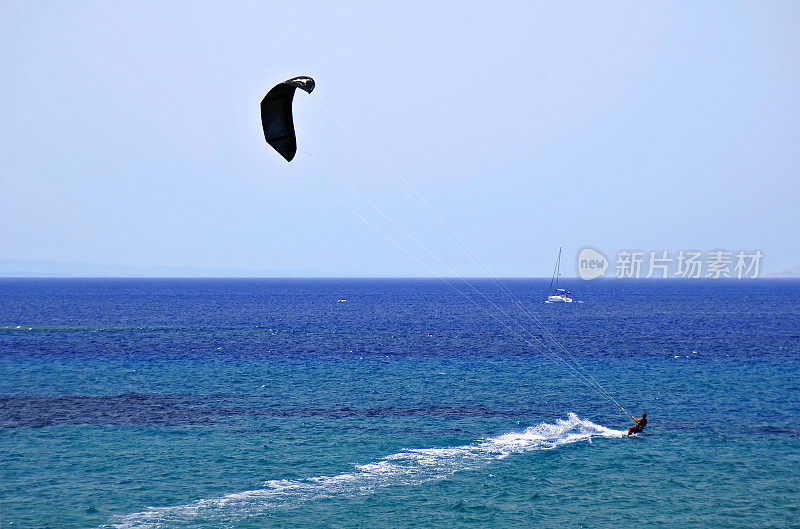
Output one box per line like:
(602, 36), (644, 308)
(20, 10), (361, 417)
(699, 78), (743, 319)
(546, 247), (573, 303)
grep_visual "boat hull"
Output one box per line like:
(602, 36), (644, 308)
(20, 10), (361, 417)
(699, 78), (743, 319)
(546, 295), (573, 303)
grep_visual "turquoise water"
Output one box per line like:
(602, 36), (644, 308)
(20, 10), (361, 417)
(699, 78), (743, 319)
(1, 278), (798, 527)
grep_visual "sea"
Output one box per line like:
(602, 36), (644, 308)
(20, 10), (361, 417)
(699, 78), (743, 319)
(1, 278), (798, 528)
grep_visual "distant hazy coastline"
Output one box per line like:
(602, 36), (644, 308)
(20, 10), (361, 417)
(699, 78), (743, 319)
(2, 260), (799, 278)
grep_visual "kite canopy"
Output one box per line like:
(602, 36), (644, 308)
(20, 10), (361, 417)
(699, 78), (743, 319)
(260, 76), (315, 162)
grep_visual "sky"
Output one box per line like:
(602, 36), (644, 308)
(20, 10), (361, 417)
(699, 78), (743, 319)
(2, 2), (799, 277)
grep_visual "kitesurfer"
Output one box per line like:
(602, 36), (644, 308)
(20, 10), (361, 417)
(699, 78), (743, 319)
(627, 412), (647, 436)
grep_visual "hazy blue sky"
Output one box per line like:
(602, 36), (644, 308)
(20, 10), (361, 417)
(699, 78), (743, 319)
(2, 2), (798, 276)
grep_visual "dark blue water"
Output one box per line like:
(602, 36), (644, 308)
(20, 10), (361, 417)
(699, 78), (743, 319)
(1, 278), (798, 528)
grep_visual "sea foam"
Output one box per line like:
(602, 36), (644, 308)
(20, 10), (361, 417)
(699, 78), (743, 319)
(109, 414), (624, 528)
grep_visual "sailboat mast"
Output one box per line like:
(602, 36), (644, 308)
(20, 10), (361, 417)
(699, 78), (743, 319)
(547, 247), (562, 296)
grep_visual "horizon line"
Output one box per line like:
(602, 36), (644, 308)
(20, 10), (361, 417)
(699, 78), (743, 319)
(0, 275), (794, 280)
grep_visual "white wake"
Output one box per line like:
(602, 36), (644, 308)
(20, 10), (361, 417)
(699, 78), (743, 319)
(108, 413), (625, 528)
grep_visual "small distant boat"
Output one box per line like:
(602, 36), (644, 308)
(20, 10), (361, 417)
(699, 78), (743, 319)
(546, 247), (573, 303)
